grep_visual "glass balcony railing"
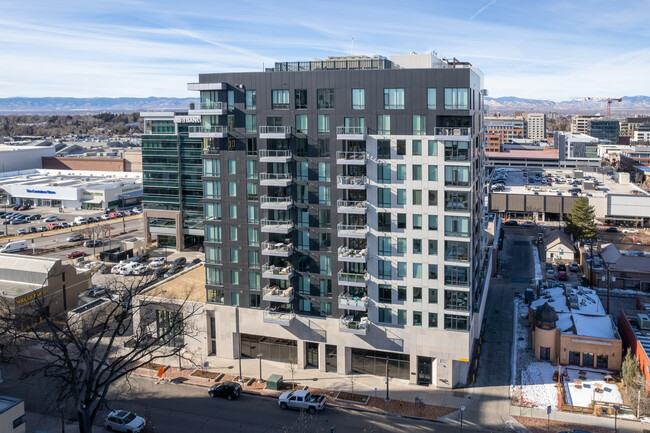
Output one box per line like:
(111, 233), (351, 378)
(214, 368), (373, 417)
(337, 175), (367, 188)
(336, 151), (367, 164)
(338, 292), (369, 310)
(337, 223), (368, 237)
(434, 127), (471, 136)
(337, 270), (368, 286)
(262, 263), (294, 279)
(261, 219), (294, 233)
(336, 126), (367, 136)
(188, 125), (225, 135)
(338, 246), (367, 262)
(262, 285), (294, 303)
(259, 149), (292, 160)
(339, 316), (369, 335)
(259, 126), (292, 136)
(260, 173), (292, 184)
(336, 199), (367, 213)
(263, 308), (295, 326)
(262, 241), (294, 256)
(260, 195), (293, 208)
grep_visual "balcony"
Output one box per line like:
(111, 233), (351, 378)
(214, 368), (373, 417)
(260, 195), (293, 210)
(260, 173), (292, 187)
(261, 219), (294, 234)
(337, 175), (367, 190)
(259, 126), (292, 139)
(337, 199), (367, 214)
(339, 316), (369, 335)
(337, 223), (368, 239)
(188, 101), (226, 116)
(188, 125), (227, 138)
(337, 270), (369, 287)
(262, 285), (294, 303)
(262, 241), (294, 257)
(338, 293), (369, 311)
(262, 263), (294, 280)
(434, 127), (472, 141)
(259, 149), (292, 163)
(187, 82), (226, 91)
(338, 246), (367, 263)
(263, 308), (295, 326)
(336, 126), (367, 140)
(336, 151), (367, 165)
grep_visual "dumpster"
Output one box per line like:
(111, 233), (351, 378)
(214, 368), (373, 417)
(266, 374), (283, 390)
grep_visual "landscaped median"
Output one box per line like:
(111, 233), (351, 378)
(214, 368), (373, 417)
(134, 363), (456, 420)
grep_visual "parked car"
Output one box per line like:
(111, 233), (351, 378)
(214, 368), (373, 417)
(605, 227), (618, 232)
(569, 261), (580, 272)
(17, 228), (28, 235)
(43, 216), (59, 222)
(278, 390), (326, 414)
(208, 381), (242, 400)
(504, 220), (518, 226)
(545, 262), (554, 277)
(67, 234), (85, 242)
(101, 214), (111, 221)
(84, 239), (104, 248)
(48, 222), (61, 230)
(623, 228), (639, 234)
(521, 221), (534, 227)
(37, 226), (48, 232)
(153, 267), (169, 278)
(18, 204), (31, 211)
(60, 222), (70, 228)
(28, 214), (41, 220)
(199, 245), (205, 253)
(130, 253), (151, 264)
(171, 257), (187, 268)
(28, 226), (37, 233)
(131, 264), (148, 275)
(66, 251), (86, 259)
(558, 270), (568, 281)
(87, 286), (110, 298)
(104, 410), (145, 433)
(111, 264), (125, 274)
(148, 257), (166, 268)
(557, 263), (567, 272)
(163, 265), (183, 278)
(10, 219), (28, 225)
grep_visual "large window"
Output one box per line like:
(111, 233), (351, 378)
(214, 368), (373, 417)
(378, 164), (391, 183)
(444, 314), (469, 331)
(351, 349), (409, 380)
(318, 162), (330, 181)
(413, 115), (426, 135)
(428, 140), (438, 156)
(352, 88), (365, 109)
(378, 140), (391, 159)
(245, 90), (256, 109)
(445, 289), (469, 311)
(378, 308), (392, 323)
(378, 260), (392, 279)
(204, 181), (221, 199)
(296, 115), (308, 133)
(445, 240), (469, 262)
(295, 89), (307, 109)
(318, 114), (330, 133)
(318, 185), (330, 205)
(445, 215), (469, 237)
(317, 88), (334, 109)
(445, 166), (470, 186)
(241, 334), (297, 363)
(444, 88), (469, 110)
(445, 191), (469, 212)
(444, 141), (470, 161)
(378, 187), (391, 208)
(377, 115), (390, 135)
(384, 88), (405, 109)
(378, 213), (391, 232)
(156, 310), (184, 347)
(378, 237), (391, 256)
(204, 159), (220, 177)
(272, 90), (290, 109)
(444, 265), (469, 286)
(427, 88), (437, 109)
(245, 114), (257, 133)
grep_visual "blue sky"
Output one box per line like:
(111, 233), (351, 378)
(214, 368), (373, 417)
(1, 0), (648, 100)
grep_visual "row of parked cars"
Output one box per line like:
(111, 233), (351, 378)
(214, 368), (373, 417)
(110, 255), (201, 278)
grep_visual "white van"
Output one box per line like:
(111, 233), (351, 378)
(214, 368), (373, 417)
(0, 240), (27, 253)
(74, 217), (87, 225)
(119, 263), (137, 275)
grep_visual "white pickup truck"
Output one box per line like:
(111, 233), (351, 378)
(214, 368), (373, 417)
(278, 390), (326, 414)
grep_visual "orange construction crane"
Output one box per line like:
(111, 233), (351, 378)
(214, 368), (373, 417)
(573, 97), (623, 117)
(605, 98), (622, 117)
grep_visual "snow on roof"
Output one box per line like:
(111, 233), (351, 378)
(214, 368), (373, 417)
(572, 314), (617, 339)
(556, 312), (574, 333)
(531, 286), (569, 313)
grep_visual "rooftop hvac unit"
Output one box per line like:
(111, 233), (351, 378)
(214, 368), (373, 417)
(639, 313), (650, 330)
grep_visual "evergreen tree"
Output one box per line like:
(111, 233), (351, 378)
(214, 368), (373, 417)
(565, 197), (596, 240)
(622, 349), (641, 388)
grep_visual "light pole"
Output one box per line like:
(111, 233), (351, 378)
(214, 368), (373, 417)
(613, 404), (620, 433)
(257, 353), (263, 382)
(385, 356), (390, 401)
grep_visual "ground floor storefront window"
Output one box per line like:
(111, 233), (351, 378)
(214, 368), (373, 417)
(240, 334), (297, 363)
(351, 348), (410, 380)
(569, 351), (580, 365)
(582, 352), (594, 367)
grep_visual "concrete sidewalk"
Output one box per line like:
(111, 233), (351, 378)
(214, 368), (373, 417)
(511, 405), (644, 432)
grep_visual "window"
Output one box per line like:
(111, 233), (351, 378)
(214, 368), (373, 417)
(377, 115), (391, 135)
(246, 182), (257, 202)
(296, 115), (308, 133)
(204, 181), (221, 199)
(227, 115), (234, 133)
(320, 256), (331, 275)
(320, 279), (332, 297)
(318, 114), (330, 133)
(596, 354), (609, 369)
(318, 138), (330, 157)
(248, 228), (259, 246)
(229, 204), (237, 219)
(296, 138), (308, 156)
(247, 205), (258, 223)
(397, 286), (407, 301)
(428, 288), (438, 304)
(272, 90), (290, 109)
(298, 231), (309, 249)
(428, 239), (438, 255)
(228, 182), (237, 196)
(428, 313), (438, 328)
(445, 215), (469, 237)
(379, 236), (392, 256)
(246, 160), (258, 179)
(229, 226), (238, 241)
(247, 138), (257, 156)
(297, 162), (308, 180)
(318, 162), (330, 182)
(582, 352), (595, 367)
(321, 301), (332, 317)
(267, 116), (282, 126)
(352, 88), (365, 109)
(205, 203), (221, 220)
(397, 262), (407, 278)
(412, 165), (422, 180)
(318, 209), (331, 228)
(413, 263), (422, 279)
(413, 214), (422, 230)
(378, 140), (391, 159)
(445, 240), (469, 262)
(231, 270), (240, 286)
(378, 187), (391, 208)
(397, 213), (406, 229)
(156, 310), (184, 347)
(204, 158), (220, 177)
(299, 299), (311, 314)
(428, 191), (438, 206)
(444, 314), (469, 331)
(397, 140), (406, 155)
(444, 88), (469, 109)
(427, 88), (437, 109)
(227, 90), (235, 110)
(378, 212), (391, 232)
(297, 185), (308, 204)
(384, 88), (405, 109)
(445, 290), (469, 311)
(397, 189), (406, 205)
(246, 90), (256, 109)
(429, 264), (438, 280)
(298, 276), (310, 294)
(317, 88), (334, 109)
(398, 310), (407, 325)
(444, 265), (469, 286)
(228, 159), (237, 174)
(245, 114), (257, 133)
(428, 140), (438, 156)
(413, 286), (422, 302)
(428, 215), (438, 231)
(413, 115), (426, 135)
(378, 307), (392, 323)
(378, 259), (392, 279)
(397, 238), (406, 254)
(206, 224), (222, 243)
(248, 250), (259, 268)
(13, 415), (26, 429)
(318, 185), (330, 205)
(445, 191), (469, 212)
(412, 140), (422, 155)
(413, 190), (422, 205)
(413, 239), (422, 254)
(428, 165), (438, 181)
(445, 166), (470, 186)
(249, 294), (260, 308)
(378, 164), (391, 183)
(397, 164), (406, 180)
(298, 209), (309, 227)
(379, 284), (392, 303)
(444, 141), (470, 161)
(319, 232), (331, 251)
(295, 89), (307, 109)
(413, 311), (422, 326)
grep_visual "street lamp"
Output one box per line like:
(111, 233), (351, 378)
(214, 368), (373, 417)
(257, 353), (263, 383)
(613, 404), (620, 433)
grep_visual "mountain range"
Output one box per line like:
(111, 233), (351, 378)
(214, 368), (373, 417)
(0, 95), (649, 116)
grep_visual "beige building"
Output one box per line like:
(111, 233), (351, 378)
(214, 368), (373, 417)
(0, 395), (25, 433)
(544, 229), (575, 263)
(524, 113), (546, 142)
(571, 115), (599, 134)
(529, 286), (622, 370)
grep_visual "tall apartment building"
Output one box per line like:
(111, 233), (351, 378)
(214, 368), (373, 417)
(524, 113), (546, 142)
(571, 115), (598, 134)
(571, 115), (620, 143)
(141, 112), (204, 251)
(190, 53), (487, 388)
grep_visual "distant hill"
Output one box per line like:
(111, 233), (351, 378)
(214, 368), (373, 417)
(485, 95), (650, 115)
(0, 97), (197, 114)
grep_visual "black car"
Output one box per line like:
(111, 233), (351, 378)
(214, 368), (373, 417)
(605, 227), (618, 232)
(87, 286), (110, 298)
(131, 253), (151, 264)
(171, 257), (187, 268)
(28, 214), (41, 220)
(28, 226), (37, 233)
(84, 239), (104, 248)
(557, 263), (567, 272)
(504, 220), (518, 226)
(153, 267), (168, 279)
(208, 381), (241, 400)
(99, 264), (112, 274)
(164, 266), (183, 278)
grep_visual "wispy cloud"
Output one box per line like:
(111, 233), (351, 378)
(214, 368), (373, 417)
(470, 0), (497, 20)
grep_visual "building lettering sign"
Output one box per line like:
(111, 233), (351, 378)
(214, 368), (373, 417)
(26, 189), (55, 195)
(15, 289), (49, 305)
(174, 116), (201, 124)
(121, 185), (141, 193)
(83, 191), (103, 197)
(570, 338), (612, 346)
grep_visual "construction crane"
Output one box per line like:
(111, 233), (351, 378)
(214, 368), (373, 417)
(572, 97), (623, 117)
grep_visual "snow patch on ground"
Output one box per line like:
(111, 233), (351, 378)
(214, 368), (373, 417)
(563, 368), (623, 407)
(532, 246), (543, 283)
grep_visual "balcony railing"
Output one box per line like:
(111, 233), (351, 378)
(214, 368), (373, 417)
(259, 126), (292, 138)
(261, 219), (294, 233)
(202, 146), (220, 155)
(262, 263), (294, 280)
(338, 293), (369, 311)
(339, 316), (369, 335)
(198, 101), (226, 110)
(260, 173), (292, 186)
(188, 125), (226, 138)
(337, 223), (368, 238)
(337, 199), (367, 214)
(434, 127), (472, 137)
(263, 308), (295, 326)
(260, 195), (293, 209)
(336, 126), (368, 139)
(262, 285), (294, 303)
(259, 149), (292, 162)
(262, 241), (294, 257)
(336, 151), (367, 165)
(337, 175), (367, 189)
(338, 246), (367, 263)
(337, 270), (369, 287)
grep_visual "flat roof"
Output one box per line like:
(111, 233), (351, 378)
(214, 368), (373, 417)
(0, 169), (140, 190)
(145, 265), (205, 303)
(0, 395), (23, 414)
(486, 149), (559, 160)
(633, 165), (650, 173)
(622, 310), (650, 359)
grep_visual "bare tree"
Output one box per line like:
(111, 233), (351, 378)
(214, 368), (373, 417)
(288, 353), (298, 390)
(1, 272), (203, 433)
